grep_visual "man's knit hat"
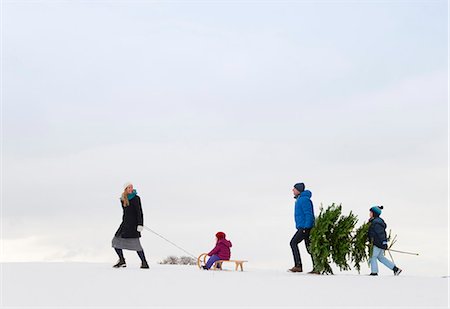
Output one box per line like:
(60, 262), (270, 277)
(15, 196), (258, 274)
(294, 183), (305, 193)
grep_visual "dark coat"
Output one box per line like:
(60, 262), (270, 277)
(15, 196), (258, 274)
(115, 195), (144, 238)
(368, 216), (388, 249)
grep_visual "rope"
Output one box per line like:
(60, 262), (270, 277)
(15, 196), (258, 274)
(143, 225), (197, 259)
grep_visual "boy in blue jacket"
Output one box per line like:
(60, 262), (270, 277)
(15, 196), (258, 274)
(288, 182), (315, 273)
(368, 206), (402, 276)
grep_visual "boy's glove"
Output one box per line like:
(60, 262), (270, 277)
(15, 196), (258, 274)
(137, 225), (144, 232)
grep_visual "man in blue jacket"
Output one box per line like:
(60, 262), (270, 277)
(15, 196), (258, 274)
(289, 182), (315, 273)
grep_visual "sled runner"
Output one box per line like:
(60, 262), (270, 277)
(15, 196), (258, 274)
(197, 253), (248, 271)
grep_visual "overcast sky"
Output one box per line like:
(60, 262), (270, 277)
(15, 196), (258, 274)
(2, 1), (448, 275)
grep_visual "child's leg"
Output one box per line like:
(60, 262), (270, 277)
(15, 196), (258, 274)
(370, 246), (382, 274)
(205, 255), (221, 269)
(377, 250), (395, 270)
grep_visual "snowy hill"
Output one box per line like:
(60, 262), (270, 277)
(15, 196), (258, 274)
(1, 262), (448, 308)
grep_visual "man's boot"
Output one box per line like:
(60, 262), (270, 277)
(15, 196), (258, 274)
(288, 265), (303, 272)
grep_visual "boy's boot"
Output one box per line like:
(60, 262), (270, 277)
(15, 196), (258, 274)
(393, 266), (402, 276)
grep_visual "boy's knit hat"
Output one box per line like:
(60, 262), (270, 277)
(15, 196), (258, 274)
(370, 205), (384, 216)
(216, 232), (226, 239)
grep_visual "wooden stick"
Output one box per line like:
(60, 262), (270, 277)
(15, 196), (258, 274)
(388, 249), (419, 256)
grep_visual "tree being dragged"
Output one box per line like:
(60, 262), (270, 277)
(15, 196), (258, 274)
(309, 203), (342, 275)
(350, 222), (371, 274)
(330, 209), (358, 272)
(309, 203), (364, 275)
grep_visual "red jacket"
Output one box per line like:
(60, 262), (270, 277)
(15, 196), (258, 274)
(208, 239), (232, 260)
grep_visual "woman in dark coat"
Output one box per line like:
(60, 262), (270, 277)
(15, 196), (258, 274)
(112, 182), (149, 269)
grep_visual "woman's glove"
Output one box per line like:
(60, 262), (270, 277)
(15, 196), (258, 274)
(137, 225), (144, 232)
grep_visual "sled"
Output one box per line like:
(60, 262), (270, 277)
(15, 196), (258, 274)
(197, 253), (248, 271)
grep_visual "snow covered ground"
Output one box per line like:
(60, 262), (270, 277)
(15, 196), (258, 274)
(1, 262), (448, 308)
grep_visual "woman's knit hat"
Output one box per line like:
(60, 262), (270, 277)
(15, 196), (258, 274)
(370, 205), (384, 216)
(123, 182), (133, 190)
(216, 232), (226, 239)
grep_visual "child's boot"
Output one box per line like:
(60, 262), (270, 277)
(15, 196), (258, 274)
(393, 266), (402, 276)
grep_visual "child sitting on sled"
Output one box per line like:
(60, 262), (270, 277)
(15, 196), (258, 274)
(202, 232), (232, 270)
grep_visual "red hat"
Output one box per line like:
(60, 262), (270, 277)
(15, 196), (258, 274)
(215, 232), (226, 239)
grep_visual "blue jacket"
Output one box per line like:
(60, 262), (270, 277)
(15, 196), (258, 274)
(294, 190), (315, 229)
